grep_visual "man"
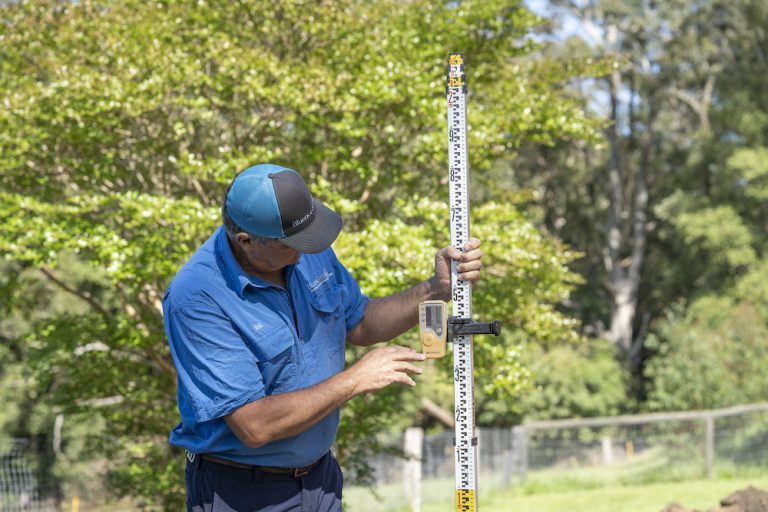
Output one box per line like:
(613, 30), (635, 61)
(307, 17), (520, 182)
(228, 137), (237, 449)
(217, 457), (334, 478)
(164, 163), (483, 511)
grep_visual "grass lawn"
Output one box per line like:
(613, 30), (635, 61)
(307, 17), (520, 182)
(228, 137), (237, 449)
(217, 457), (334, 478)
(345, 461), (768, 512)
(471, 476), (768, 512)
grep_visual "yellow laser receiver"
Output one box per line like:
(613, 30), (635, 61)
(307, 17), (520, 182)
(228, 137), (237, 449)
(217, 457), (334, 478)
(419, 300), (448, 359)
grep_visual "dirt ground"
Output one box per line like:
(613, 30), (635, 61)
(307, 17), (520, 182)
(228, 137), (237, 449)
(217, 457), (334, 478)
(661, 486), (768, 512)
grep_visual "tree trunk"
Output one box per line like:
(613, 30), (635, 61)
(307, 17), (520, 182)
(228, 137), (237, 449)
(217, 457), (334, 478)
(602, 25), (656, 369)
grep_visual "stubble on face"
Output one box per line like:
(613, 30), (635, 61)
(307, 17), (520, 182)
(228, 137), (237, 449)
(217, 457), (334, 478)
(235, 236), (301, 278)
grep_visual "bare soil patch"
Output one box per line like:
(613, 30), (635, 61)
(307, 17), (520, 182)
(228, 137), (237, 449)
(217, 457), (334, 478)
(661, 486), (768, 512)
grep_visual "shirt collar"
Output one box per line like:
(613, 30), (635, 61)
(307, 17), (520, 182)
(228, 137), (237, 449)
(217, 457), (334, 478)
(214, 226), (270, 297)
(214, 226), (300, 297)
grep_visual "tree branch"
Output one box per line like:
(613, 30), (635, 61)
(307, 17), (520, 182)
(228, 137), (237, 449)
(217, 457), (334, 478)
(667, 73), (716, 133)
(420, 397), (455, 428)
(39, 267), (113, 321)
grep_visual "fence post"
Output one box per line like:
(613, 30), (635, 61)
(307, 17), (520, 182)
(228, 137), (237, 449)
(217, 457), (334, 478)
(494, 427), (503, 472)
(520, 426), (529, 480)
(403, 427), (423, 512)
(705, 415), (715, 479)
(501, 428), (512, 487)
(477, 427), (483, 481)
(601, 436), (614, 465)
(505, 425), (528, 484)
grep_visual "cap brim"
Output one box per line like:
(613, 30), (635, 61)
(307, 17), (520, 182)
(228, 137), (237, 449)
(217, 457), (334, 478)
(279, 200), (343, 254)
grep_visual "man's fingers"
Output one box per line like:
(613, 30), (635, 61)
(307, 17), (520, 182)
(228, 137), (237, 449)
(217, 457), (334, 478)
(394, 362), (424, 374)
(443, 241), (482, 262)
(460, 247), (483, 262)
(448, 248), (461, 260)
(459, 271), (481, 283)
(457, 259), (482, 273)
(463, 238), (481, 251)
(387, 346), (427, 361)
(437, 246), (458, 262)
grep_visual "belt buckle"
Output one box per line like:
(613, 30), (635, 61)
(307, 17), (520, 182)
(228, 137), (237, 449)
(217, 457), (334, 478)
(293, 466), (310, 478)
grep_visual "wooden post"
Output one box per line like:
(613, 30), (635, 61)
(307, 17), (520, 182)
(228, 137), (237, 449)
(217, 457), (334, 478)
(477, 428), (483, 477)
(503, 426), (525, 487)
(501, 427), (513, 487)
(403, 427), (423, 512)
(510, 425), (528, 481)
(601, 437), (614, 465)
(626, 439), (634, 461)
(705, 415), (715, 479)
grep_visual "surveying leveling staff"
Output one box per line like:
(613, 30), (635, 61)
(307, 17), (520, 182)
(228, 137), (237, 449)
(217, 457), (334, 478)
(163, 164), (483, 512)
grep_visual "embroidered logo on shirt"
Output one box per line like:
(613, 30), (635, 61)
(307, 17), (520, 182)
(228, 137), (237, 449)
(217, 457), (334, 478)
(252, 321), (264, 332)
(307, 268), (334, 292)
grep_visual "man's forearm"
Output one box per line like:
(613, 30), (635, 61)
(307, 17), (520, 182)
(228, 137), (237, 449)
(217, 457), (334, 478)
(346, 239), (482, 347)
(346, 277), (444, 347)
(225, 369), (359, 449)
(225, 346), (425, 449)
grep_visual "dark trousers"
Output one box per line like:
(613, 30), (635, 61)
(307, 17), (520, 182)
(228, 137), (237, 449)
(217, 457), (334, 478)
(186, 451), (343, 512)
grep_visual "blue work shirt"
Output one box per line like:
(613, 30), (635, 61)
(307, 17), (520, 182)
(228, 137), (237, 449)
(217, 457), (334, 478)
(163, 226), (369, 467)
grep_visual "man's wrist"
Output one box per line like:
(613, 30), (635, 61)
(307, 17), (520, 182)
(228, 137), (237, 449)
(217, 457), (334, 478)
(426, 276), (449, 301)
(339, 364), (365, 399)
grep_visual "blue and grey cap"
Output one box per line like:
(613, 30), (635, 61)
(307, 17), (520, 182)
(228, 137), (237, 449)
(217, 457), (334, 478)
(225, 164), (343, 254)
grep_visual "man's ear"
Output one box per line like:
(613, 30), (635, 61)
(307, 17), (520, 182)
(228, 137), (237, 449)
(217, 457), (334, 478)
(235, 232), (251, 246)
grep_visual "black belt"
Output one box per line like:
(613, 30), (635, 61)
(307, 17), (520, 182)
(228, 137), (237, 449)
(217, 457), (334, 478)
(187, 451), (323, 478)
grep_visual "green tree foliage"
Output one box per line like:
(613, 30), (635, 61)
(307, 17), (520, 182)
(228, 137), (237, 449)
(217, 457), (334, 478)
(643, 0), (768, 409)
(509, 0), (767, 398)
(0, 0), (597, 507)
(645, 298), (768, 411)
(335, 197), (585, 434)
(520, 338), (627, 421)
(645, 258), (768, 411)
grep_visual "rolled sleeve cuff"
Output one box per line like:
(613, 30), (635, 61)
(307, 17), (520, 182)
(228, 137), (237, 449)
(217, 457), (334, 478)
(345, 294), (369, 332)
(192, 387), (266, 423)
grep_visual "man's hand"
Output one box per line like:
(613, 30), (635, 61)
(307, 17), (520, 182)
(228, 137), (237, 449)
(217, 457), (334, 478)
(347, 346), (426, 393)
(345, 238), (483, 347)
(430, 237), (483, 301)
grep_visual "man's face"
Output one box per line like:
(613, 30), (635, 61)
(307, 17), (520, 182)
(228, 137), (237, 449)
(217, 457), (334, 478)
(235, 234), (301, 274)
(255, 239), (301, 271)
(245, 240), (301, 272)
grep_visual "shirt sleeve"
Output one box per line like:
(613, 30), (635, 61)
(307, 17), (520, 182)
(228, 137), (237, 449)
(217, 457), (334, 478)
(327, 249), (370, 331)
(165, 300), (266, 423)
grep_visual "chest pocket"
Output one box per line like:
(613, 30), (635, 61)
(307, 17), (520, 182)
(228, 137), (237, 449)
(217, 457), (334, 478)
(309, 284), (344, 318)
(247, 323), (298, 395)
(306, 284), (347, 375)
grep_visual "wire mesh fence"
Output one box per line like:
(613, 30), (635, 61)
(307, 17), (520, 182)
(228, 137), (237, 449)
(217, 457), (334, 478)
(349, 403), (768, 511)
(520, 403), (768, 480)
(0, 439), (56, 512)
(3, 404), (767, 511)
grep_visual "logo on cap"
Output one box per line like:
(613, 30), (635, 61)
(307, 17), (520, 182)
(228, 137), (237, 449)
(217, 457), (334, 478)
(291, 205), (315, 229)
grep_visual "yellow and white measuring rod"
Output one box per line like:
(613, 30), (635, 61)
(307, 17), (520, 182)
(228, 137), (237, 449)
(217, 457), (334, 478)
(418, 53), (501, 512)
